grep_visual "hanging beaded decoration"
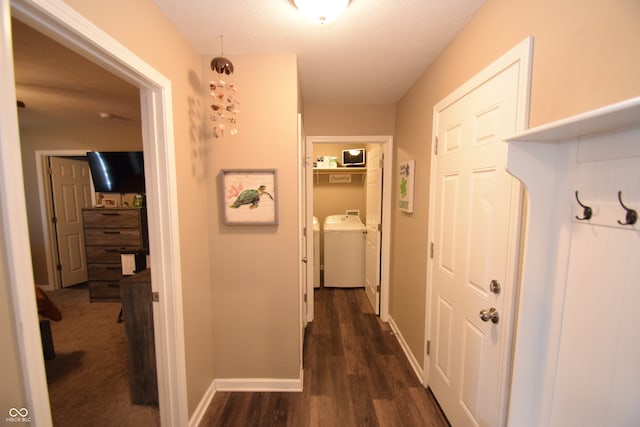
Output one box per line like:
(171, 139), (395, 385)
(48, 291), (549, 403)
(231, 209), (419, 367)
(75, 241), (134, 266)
(209, 36), (239, 138)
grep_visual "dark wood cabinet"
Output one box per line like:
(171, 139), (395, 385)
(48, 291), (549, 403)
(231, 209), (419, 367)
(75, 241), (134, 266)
(82, 208), (148, 302)
(120, 269), (158, 406)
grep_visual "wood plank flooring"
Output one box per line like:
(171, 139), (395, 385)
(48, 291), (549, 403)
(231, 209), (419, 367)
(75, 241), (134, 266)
(199, 288), (449, 426)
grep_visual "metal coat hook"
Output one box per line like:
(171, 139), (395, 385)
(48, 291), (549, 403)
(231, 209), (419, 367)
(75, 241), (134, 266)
(617, 191), (637, 225)
(574, 191), (592, 221)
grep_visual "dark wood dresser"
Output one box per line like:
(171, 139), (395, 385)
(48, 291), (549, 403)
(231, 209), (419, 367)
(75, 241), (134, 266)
(82, 208), (148, 302)
(120, 269), (158, 405)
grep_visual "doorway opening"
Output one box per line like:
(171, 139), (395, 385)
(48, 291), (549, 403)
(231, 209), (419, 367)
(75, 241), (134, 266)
(304, 135), (393, 323)
(3, 1), (189, 424)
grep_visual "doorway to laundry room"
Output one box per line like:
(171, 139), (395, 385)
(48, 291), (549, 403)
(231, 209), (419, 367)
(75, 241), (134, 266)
(304, 135), (393, 323)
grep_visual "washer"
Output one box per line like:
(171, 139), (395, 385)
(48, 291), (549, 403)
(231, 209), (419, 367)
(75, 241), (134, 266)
(323, 215), (366, 287)
(313, 216), (320, 288)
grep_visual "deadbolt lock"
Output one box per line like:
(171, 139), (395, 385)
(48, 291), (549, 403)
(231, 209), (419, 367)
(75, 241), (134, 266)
(490, 279), (501, 294)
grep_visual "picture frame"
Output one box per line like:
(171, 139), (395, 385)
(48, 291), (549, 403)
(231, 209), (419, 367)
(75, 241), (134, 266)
(220, 169), (278, 225)
(101, 195), (119, 208)
(399, 160), (415, 213)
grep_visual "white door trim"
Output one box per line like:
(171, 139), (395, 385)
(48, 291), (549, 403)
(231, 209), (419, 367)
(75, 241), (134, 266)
(304, 135), (393, 321)
(5, 0), (189, 425)
(424, 37), (532, 421)
(35, 149), (94, 291)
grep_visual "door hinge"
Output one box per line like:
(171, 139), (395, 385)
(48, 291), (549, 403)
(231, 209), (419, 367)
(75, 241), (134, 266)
(379, 158), (384, 169)
(427, 340), (431, 355)
(434, 136), (439, 155)
(304, 293), (307, 303)
(56, 264), (62, 271)
(377, 223), (382, 232)
(51, 216), (57, 224)
(430, 242), (434, 259)
(303, 226), (307, 237)
(376, 284), (381, 293)
(152, 292), (159, 302)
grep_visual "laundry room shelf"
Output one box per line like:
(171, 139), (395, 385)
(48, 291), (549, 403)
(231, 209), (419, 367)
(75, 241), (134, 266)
(313, 167), (367, 174)
(313, 167), (366, 184)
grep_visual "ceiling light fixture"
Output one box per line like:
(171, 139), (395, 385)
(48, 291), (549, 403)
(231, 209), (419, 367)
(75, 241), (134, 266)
(293, 0), (350, 25)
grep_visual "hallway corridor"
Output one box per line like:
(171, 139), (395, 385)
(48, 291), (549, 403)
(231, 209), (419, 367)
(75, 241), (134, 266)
(200, 287), (449, 426)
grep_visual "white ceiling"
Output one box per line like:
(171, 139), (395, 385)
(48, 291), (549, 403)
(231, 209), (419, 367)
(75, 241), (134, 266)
(12, 0), (485, 131)
(154, 0), (485, 104)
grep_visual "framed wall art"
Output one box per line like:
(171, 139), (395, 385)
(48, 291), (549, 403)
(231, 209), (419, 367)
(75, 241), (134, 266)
(220, 169), (278, 225)
(399, 160), (415, 213)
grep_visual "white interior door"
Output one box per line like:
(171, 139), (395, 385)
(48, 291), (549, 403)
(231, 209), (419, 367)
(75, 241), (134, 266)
(49, 156), (92, 287)
(427, 40), (531, 427)
(364, 144), (382, 314)
(299, 114), (313, 324)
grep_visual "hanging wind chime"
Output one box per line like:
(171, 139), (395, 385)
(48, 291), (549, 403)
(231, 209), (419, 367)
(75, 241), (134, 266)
(210, 35), (239, 139)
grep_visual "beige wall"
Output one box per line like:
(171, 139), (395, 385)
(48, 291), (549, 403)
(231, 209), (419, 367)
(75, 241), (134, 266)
(207, 54), (301, 379)
(54, 0), (215, 415)
(391, 0), (640, 365)
(303, 104), (396, 136)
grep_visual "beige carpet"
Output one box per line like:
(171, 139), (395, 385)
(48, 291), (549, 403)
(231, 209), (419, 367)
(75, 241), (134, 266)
(44, 284), (159, 427)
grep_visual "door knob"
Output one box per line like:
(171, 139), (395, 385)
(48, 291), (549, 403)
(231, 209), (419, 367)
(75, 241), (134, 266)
(479, 307), (499, 324)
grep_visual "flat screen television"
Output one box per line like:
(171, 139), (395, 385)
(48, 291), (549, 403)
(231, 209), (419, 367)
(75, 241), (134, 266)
(342, 148), (366, 167)
(86, 151), (145, 194)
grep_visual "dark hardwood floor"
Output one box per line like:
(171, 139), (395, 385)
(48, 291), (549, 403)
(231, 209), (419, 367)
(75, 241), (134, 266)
(199, 287), (449, 426)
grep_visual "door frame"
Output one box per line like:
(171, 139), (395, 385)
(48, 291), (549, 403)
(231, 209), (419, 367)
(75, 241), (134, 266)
(35, 150), (94, 291)
(423, 37), (532, 422)
(304, 135), (393, 321)
(2, 0), (189, 425)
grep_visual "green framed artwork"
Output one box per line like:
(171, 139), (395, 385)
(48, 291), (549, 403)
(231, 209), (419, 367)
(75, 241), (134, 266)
(220, 169), (278, 225)
(399, 160), (415, 213)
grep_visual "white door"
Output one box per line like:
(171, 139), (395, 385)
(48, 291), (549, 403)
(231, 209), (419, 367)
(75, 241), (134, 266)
(50, 156), (92, 287)
(364, 144), (382, 314)
(298, 114), (313, 324)
(427, 40), (531, 427)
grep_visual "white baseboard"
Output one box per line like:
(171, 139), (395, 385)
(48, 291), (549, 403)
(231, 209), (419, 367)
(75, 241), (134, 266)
(388, 315), (424, 384)
(215, 375), (303, 392)
(188, 372), (303, 427)
(189, 380), (217, 427)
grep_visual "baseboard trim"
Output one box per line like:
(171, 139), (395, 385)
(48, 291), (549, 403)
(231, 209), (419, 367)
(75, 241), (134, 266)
(188, 380), (217, 427)
(388, 315), (424, 384)
(214, 375), (303, 392)
(188, 373), (304, 426)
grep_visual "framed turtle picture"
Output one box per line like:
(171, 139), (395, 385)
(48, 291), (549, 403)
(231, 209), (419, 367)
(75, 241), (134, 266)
(220, 169), (278, 225)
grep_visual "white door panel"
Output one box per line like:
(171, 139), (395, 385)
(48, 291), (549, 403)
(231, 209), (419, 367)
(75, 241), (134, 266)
(50, 156), (91, 287)
(428, 43), (530, 426)
(364, 144), (382, 314)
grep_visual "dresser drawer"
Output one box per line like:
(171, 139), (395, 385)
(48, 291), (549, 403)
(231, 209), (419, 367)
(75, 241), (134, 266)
(88, 263), (125, 281)
(83, 209), (141, 228)
(88, 281), (122, 301)
(86, 246), (123, 263)
(84, 228), (142, 247)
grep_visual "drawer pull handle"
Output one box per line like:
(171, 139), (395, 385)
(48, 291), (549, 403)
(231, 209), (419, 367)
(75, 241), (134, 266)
(104, 249), (120, 253)
(103, 231), (121, 235)
(108, 284), (120, 288)
(106, 267), (121, 271)
(102, 213), (120, 216)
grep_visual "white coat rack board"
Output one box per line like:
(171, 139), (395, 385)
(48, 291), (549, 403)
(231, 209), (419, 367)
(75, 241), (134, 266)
(504, 97), (640, 427)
